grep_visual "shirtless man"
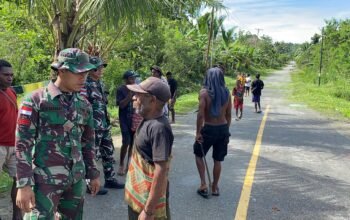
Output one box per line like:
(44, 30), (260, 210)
(194, 67), (231, 198)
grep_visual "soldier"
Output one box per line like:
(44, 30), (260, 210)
(82, 56), (124, 195)
(15, 48), (101, 219)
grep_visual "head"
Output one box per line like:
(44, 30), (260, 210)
(51, 48), (96, 92)
(127, 77), (171, 119)
(150, 65), (162, 78)
(256, 73), (260, 79)
(89, 56), (107, 81)
(248, 74), (250, 77)
(214, 63), (225, 74)
(0, 59), (13, 89)
(166, 71), (172, 80)
(123, 70), (136, 85)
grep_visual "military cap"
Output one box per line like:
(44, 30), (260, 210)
(51, 48), (96, 74)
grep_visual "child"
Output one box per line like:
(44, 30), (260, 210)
(232, 80), (245, 120)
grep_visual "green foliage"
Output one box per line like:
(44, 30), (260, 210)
(0, 172), (12, 193)
(295, 18), (350, 103)
(0, 2), (52, 85)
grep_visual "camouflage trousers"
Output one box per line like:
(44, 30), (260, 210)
(24, 179), (85, 220)
(95, 129), (116, 180)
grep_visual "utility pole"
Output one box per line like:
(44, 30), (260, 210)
(318, 27), (324, 86)
(255, 28), (263, 46)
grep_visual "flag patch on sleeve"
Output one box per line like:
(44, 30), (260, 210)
(20, 106), (32, 116)
(18, 118), (31, 126)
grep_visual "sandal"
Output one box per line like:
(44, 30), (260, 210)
(197, 188), (209, 198)
(212, 187), (220, 196)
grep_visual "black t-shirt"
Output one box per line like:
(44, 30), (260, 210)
(135, 115), (173, 164)
(116, 85), (133, 130)
(167, 78), (177, 98)
(251, 79), (264, 96)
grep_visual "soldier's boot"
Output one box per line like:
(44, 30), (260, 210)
(104, 178), (125, 189)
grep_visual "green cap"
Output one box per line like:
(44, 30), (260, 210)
(51, 48), (96, 74)
(90, 56), (107, 68)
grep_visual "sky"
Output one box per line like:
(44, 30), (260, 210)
(221, 0), (350, 43)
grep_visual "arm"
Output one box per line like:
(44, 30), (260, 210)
(82, 104), (100, 195)
(116, 86), (133, 109)
(15, 95), (39, 212)
(226, 94), (232, 127)
(196, 89), (206, 143)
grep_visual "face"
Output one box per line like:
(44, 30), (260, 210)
(126, 76), (135, 85)
(134, 93), (154, 117)
(89, 66), (104, 80)
(59, 70), (88, 92)
(151, 69), (160, 78)
(0, 67), (14, 89)
(166, 74), (172, 80)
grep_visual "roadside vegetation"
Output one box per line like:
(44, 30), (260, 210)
(293, 18), (350, 119)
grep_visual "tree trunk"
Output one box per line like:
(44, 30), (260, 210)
(205, 7), (215, 70)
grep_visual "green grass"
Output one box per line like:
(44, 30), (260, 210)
(290, 70), (350, 119)
(0, 172), (12, 194)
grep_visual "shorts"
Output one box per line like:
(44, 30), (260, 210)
(234, 98), (243, 110)
(252, 95), (260, 103)
(0, 146), (16, 177)
(193, 124), (230, 162)
(245, 86), (250, 92)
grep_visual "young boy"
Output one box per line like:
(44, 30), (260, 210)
(232, 80), (245, 120)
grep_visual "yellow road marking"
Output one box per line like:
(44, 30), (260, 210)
(234, 105), (271, 220)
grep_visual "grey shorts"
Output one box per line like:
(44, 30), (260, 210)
(0, 146), (16, 177)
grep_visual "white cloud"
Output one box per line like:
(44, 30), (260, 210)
(220, 0), (350, 43)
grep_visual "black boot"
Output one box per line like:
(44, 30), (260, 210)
(104, 178), (125, 189)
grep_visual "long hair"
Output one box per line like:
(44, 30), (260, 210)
(203, 67), (229, 117)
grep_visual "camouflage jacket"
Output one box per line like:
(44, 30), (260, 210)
(16, 81), (100, 188)
(81, 76), (110, 130)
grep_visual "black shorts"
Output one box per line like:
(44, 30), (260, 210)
(193, 124), (230, 161)
(245, 86), (250, 92)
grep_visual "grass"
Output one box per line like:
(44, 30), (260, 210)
(290, 69), (350, 119)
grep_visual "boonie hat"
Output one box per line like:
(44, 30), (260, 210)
(50, 48), (96, 74)
(90, 56), (107, 68)
(150, 65), (163, 76)
(126, 77), (171, 102)
(123, 70), (136, 79)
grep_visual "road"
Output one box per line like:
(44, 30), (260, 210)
(1, 64), (349, 220)
(84, 63), (350, 220)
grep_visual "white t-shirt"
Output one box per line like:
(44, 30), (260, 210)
(245, 77), (251, 87)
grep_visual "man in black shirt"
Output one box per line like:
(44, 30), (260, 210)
(166, 71), (177, 123)
(125, 77), (173, 220)
(251, 73), (264, 113)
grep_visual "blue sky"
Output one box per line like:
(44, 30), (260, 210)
(221, 0), (350, 43)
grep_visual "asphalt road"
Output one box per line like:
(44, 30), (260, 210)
(83, 63), (350, 220)
(2, 63), (348, 220)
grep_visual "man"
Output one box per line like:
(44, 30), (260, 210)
(82, 56), (124, 195)
(150, 65), (169, 117)
(166, 72), (177, 124)
(194, 67), (231, 198)
(116, 70), (135, 175)
(244, 74), (251, 97)
(125, 76), (173, 220)
(0, 59), (22, 220)
(15, 48), (100, 219)
(251, 73), (264, 113)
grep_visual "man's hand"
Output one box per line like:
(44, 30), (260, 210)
(138, 210), (155, 220)
(196, 133), (203, 144)
(16, 185), (35, 213)
(89, 178), (101, 196)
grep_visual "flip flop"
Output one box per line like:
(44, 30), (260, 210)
(212, 188), (220, 196)
(197, 188), (209, 198)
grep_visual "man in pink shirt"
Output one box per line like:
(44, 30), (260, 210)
(0, 59), (22, 220)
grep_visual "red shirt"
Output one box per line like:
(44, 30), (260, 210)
(0, 88), (18, 146)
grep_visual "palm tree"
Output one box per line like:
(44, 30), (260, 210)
(16, 0), (218, 58)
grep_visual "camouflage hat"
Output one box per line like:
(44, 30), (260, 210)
(51, 48), (96, 74)
(90, 56), (107, 68)
(150, 65), (163, 76)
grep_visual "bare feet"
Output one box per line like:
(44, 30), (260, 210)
(117, 166), (125, 176)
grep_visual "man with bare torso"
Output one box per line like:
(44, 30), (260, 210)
(194, 67), (231, 198)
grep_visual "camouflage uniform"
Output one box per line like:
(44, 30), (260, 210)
(16, 48), (99, 220)
(81, 75), (116, 181)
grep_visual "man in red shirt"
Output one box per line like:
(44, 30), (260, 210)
(0, 59), (22, 220)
